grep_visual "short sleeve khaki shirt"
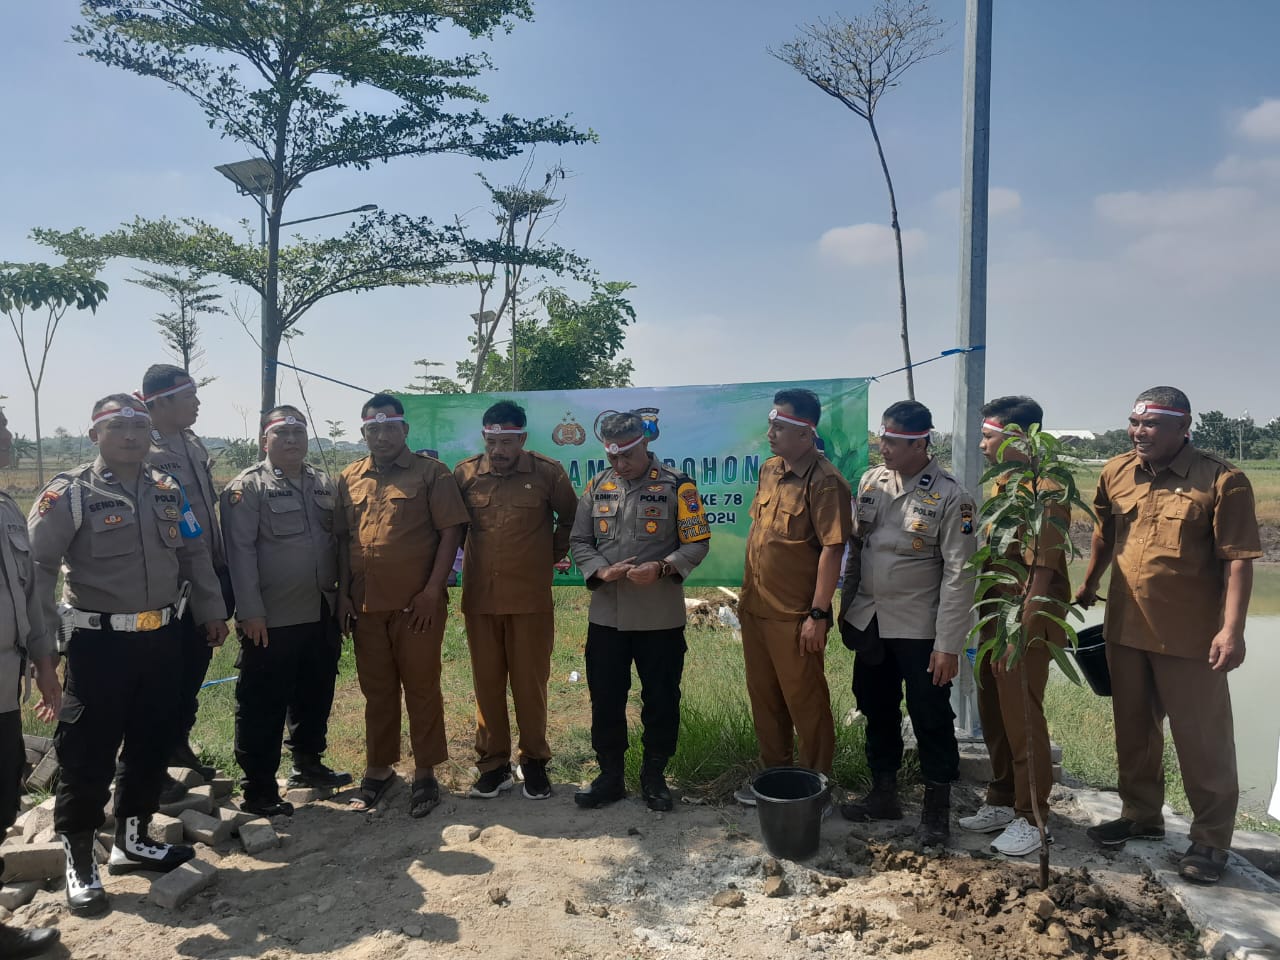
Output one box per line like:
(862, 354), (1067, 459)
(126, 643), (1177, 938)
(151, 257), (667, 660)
(740, 449), (852, 619)
(454, 449), (580, 616)
(1093, 444), (1261, 658)
(336, 448), (469, 612)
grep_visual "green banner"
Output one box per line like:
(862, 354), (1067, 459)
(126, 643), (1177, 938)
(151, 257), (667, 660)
(397, 378), (869, 586)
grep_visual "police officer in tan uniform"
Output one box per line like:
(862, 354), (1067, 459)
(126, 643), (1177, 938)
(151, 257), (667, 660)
(0, 405), (61, 955)
(221, 405), (351, 818)
(28, 395), (227, 917)
(738, 389), (852, 788)
(1077, 386), (1261, 883)
(569, 412), (711, 811)
(336, 393), (469, 818)
(839, 400), (975, 845)
(454, 401), (579, 801)
(140, 364), (227, 781)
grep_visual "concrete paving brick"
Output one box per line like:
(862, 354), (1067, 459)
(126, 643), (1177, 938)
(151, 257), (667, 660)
(238, 821), (279, 855)
(209, 778), (234, 800)
(149, 859), (217, 909)
(179, 810), (231, 845)
(159, 792), (213, 818)
(284, 786), (333, 805)
(216, 805), (255, 836)
(25, 752), (59, 793)
(0, 842), (64, 882)
(149, 814), (185, 845)
(0, 880), (41, 910)
(19, 797), (55, 841)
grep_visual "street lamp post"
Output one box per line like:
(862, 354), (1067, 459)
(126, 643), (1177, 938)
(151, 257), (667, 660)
(214, 159), (377, 408)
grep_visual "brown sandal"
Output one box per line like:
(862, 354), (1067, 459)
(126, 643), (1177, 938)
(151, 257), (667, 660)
(348, 774), (397, 812)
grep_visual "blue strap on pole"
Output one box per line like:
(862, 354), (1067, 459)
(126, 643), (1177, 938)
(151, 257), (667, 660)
(200, 675), (239, 689)
(870, 344), (985, 382)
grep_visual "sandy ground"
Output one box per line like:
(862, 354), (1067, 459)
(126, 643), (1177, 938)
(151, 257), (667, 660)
(6, 779), (1216, 960)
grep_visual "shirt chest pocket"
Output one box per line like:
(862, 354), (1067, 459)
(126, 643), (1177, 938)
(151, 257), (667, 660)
(268, 497), (306, 537)
(591, 496), (620, 521)
(772, 493), (808, 540)
(635, 501), (672, 540)
(896, 512), (940, 557)
(1110, 498), (1138, 543)
(312, 492), (335, 532)
(1154, 492), (1204, 549)
(5, 527), (33, 585)
(150, 498), (184, 549)
(90, 509), (138, 558)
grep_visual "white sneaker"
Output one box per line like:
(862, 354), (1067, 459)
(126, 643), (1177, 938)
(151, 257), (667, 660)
(958, 804), (1015, 834)
(990, 817), (1051, 857)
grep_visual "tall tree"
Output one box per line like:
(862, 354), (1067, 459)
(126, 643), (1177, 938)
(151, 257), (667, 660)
(773, 1), (948, 400)
(0, 261), (109, 483)
(457, 162), (589, 392)
(129, 267), (224, 382)
(452, 281), (636, 392)
(74, 0), (592, 415)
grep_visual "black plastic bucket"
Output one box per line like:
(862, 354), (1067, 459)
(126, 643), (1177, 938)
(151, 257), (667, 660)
(1071, 625), (1111, 697)
(750, 767), (830, 861)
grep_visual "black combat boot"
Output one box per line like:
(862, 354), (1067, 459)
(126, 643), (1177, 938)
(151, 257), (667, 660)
(918, 780), (952, 846)
(287, 752), (354, 790)
(169, 741), (217, 782)
(107, 815), (196, 875)
(0, 921), (60, 958)
(60, 831), (108, 917)
(639, 754), (673, 812)
(840, 771), (904, 821)
(573, 752), (626, 809)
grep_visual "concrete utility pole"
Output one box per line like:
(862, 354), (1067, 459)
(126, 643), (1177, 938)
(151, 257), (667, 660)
(951, 0), (993, 739)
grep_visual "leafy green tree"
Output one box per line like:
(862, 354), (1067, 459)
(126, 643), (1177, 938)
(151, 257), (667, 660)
(129, 268), (223, 383)
(450, 281), (636, 392)
(70, 0), (592, 415)
(772, 1), (948, 401)
(966, 426), (1095, 889)
(0, 261), (109, 483)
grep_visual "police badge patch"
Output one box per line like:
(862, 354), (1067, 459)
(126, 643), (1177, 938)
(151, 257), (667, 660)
(37, 491), (60, 515)
(228, 490), (243, 506)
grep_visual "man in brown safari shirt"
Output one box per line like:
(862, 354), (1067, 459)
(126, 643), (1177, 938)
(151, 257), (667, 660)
(1077, 386), (1261, 884)
(739, 388), (851, 786)
(453, 401), (578, 801)
(336, 394), (468, 818)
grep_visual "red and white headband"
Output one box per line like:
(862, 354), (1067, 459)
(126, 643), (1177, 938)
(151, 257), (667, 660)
(603, 434), (645, 455)
(768, 408), (815, 431)
(264, 414), (306, 433)
(877, 425), (931, 440)
(91, 405), (150, 428)
(1132, 401), (1188, 418)
(362, 412), (405, 426)
(135, 380), (196, 403)
(981, 418), (1023, 436)
(482, 425), (526, 436)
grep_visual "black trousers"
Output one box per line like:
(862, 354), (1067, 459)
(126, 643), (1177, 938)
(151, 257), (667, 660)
(585, 622), (686, 761)
(0, 709), (22, 886)
(174, 609), (214, 744)
(54, 622), (182, 834)
(234, 610), (341, 800)
(851, 626), (959, 783)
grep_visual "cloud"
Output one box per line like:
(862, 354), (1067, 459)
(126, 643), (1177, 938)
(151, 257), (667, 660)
(817, 222), (926, 266)
(1093, 187), (1255, 229)
(1237, 98), (1280, 142)
(932, 186), (1023, 217)
(1213, 153), (1280, 183)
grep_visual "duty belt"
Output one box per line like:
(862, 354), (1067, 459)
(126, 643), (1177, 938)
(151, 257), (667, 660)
(65, 606), (177, 633)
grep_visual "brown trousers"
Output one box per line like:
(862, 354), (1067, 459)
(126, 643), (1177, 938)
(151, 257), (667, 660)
(1108, 642), (1238, 849)
(464, 612), (555, 772)
(741, 611), (835, 774)
(352, 605), (448, 769)
(976, 642), (1053, 822)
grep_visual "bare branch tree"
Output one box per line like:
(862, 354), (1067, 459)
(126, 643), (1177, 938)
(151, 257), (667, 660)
(773, 1), (948, 400)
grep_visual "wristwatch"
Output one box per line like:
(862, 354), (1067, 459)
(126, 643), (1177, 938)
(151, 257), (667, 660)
(808, 607), (832, 621)
(658, 560), (675, 578)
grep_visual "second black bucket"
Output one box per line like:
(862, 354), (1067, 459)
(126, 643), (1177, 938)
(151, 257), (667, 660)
(1071, 624), (1112, 696)
(750, 767), (829, 861)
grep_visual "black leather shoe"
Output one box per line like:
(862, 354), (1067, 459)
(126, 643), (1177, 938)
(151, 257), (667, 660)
(287, 754), (354, 790)
(574, 772), (626, 809)
(840, 771), (904, 822)
(240, 796), (295, 818)
(0, 922), (60, 958)
(917, 780), (952, 847)
(169, 741), (217, 781)
(159, 774), (188, 805)
(639, 755), (673, 812)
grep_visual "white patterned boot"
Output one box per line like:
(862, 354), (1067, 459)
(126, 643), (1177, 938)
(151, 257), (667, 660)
(61, 831), (109, 917)
(108, 815), (195, 874)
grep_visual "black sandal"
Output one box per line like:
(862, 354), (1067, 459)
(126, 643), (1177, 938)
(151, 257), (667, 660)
(348, 773), (397, 812)
(410, 776), (441, 818)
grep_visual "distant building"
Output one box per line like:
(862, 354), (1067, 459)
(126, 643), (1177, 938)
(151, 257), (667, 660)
(1045, 429), (1096, 444)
